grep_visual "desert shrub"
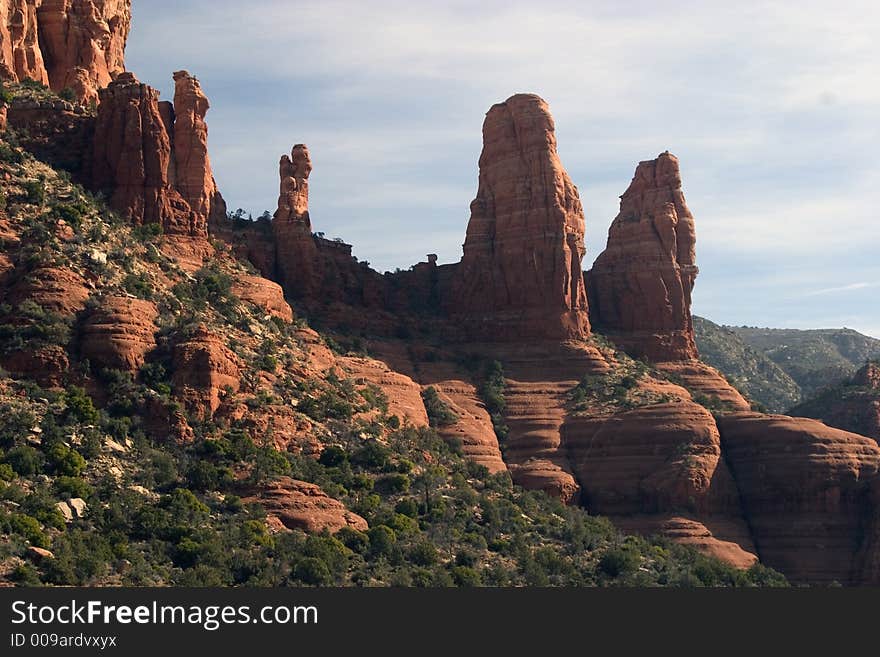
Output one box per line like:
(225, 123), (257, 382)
(422, 386), (458, 427)
(122, 273), (153, 300)
(599, 547), (640, 578)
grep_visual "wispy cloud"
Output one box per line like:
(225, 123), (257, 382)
(801, 282), (880, 298)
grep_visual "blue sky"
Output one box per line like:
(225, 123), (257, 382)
(126, 0), (880, 338)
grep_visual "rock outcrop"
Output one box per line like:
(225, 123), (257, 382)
(172, 325), (241, 417)
(91, 71), (222, 242)
(449, 93), (590, 341)
(718, 413), (880, 584)
(92, 73), (193, 233)
(0, 0), (131, 105)
(587, 152), (698, 361)
(573, 401), (739, 515)
(243, 477), (368, 534)
(79, 296), (158, 372)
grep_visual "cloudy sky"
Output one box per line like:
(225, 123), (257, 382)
(127, 0), (880, 338)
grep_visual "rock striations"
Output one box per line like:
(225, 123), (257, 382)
(450, 94), (591, 341)
(0, 0), (131, 104)
(587, 151), (698, 361)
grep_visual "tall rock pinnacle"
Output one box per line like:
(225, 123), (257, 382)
(450, 93), (591, 341)
(587, 151), (699, 361)
(171, 70), (226, 229)
(273, 144), (318, 297)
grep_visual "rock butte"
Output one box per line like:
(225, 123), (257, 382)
(449, 93), (591, 341)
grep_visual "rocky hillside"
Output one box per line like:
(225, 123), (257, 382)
(790, 362), (880, 441)
(729, 326), (880, 401)
(693, 316), (800, 413)
(0, 104), (788, 587)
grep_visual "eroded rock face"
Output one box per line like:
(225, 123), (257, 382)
(79, 295), (157, 372)
(92, 72), (192, 233)
(587, 152), (698, 361)
(172, 325), (241, 417)
(718, 413), (880, 584)
(92, 71), (221, 241)
(232, 274), (293, 322)
(0, 1), (131, 105)
(449, 94), (590, 341)
(573, 401), (739, 516)
(0, 0), (48, 86)
(243, 477), (368, 534)
(36, 0), (131, 105)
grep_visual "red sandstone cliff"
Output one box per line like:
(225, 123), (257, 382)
(450, 93), (590, 341)
(0, 0), (131, 104)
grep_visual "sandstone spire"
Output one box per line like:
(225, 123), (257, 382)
(450, 93), (590, 341)
(273, 144), (318, 297)
(587, 151), (699, 361)
(171, 70), (226, 229)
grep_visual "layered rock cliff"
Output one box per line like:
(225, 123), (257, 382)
(587, 151), (698, 361)
(0, 0), (131, 104)
(450, 93), (590, 341)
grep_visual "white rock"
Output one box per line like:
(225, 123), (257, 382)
(89, 249), (108, 265)
(68, 498), (88, 518)
(105, 438), (127, 453)
(55, 501), (74, 522)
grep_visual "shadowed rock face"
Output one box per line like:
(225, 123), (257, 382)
(91, 71), (223, 241)
(587, 151), (698, 361)
(0, 0), (131, 104)
(449, 93), (591, 341)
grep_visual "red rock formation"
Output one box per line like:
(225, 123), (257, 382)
(35, 0), (131, 104)
(92, 73), (189, 231)
(0, 0), (48, 86)
(6, 265), (89, 314)
(612, 515), (758, 569)
(92, 71), (216, 240)
(718, 413), (880, 584)
(654, 361), (750, 411)
(172, 325), (241, 417)
(170, 70), (226, 229)
(339, 355), (429, 427)
(243, 477), (368, 534)
(79, 296), (157, 372)
(587, 152), (698, 361)
(232, 274), (293, 322)
(0, 1), (130, 104)
(450, 94), (590, 341)
(572, 401), (740, 515)
(273, 144), (318, 298)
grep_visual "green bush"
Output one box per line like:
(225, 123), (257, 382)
(293, 557), (332, 585)
(367, 525), (397, 558)
(599, 547), (640, 578)
(23, 180), (45, 205)
(122, 273), (153, 300)
(45, 443), (86, 477)
(4, 445), (45, 476)
(65, 386), (100, 424)
(422, 386), (458, 427)
(5, 513), (49, 547)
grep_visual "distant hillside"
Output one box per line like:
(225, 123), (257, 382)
(693, 317), (800, 413)
(790, 362), (880, 440)
(729, 326), (880, 401)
